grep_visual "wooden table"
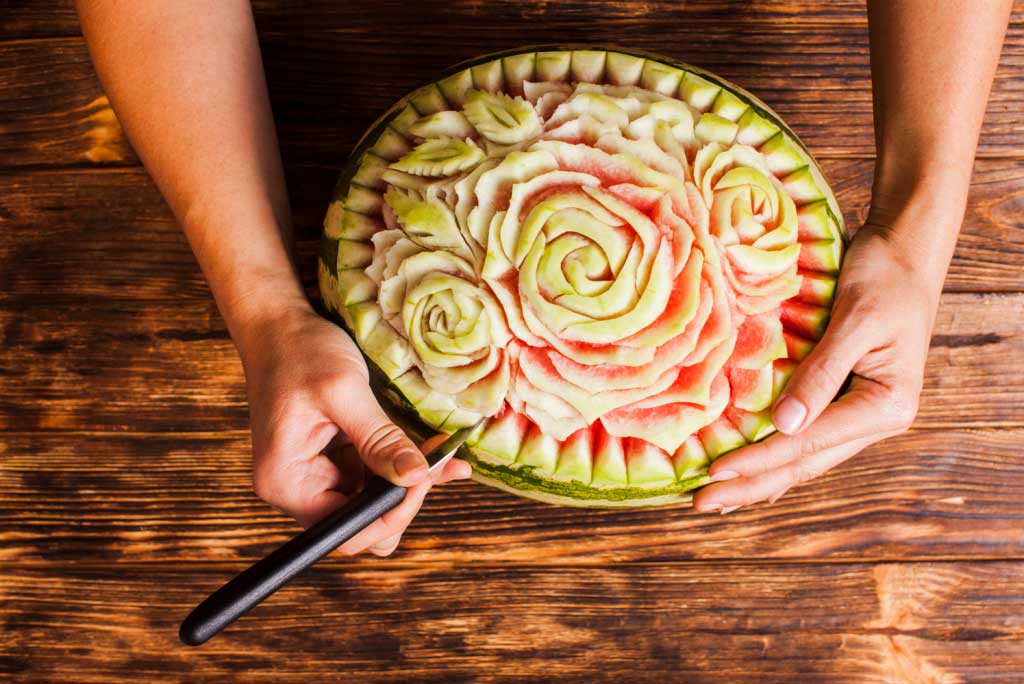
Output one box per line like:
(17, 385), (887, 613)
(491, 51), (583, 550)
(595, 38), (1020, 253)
(2, 2), (1023, 681)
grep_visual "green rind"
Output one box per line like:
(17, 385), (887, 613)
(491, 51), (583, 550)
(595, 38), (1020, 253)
(320, 238), (340, 276)
(466, 454), (708, 508)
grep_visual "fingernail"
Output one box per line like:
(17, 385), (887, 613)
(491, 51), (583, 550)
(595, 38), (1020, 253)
(396, 451), (428, 480)
(709, 469), (740, 483)
(696, 503), (723, 514)
(720, 505), (742, 515)
(773, 395), (807, 433)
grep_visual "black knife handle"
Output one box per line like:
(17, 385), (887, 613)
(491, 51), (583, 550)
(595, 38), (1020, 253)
(179, 475), (406, 646)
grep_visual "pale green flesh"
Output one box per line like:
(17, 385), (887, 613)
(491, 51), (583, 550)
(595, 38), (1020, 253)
(319, 46), (846, 507)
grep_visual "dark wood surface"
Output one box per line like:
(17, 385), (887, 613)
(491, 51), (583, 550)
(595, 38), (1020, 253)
(4, 562), (1024, 683)
(1, 1), (1022, 682)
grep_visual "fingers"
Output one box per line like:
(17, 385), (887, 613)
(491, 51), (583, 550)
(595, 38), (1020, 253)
(338, 455), (473, 555)
(369, 532), (403, 557)
(258, 431), (472, 555)
(253, 418), (352, 526)
(694, 434), (875, 512)
(419, 432), (475, 482)
(319, 374), (430, 487)
(321, 433), (367, 495)
(718, 376), (914, 485)
(697, 375), (917, 513)
(253, 370), (477, 553)
(335, 479), (432, 555)
(290, 486), (349, 530)
(439, 456), (473, 482)
(419, 433), (449, 460)
(260, 451), (355, 529)
(771, 309), (868, 435)
(712, 376), (897, 483)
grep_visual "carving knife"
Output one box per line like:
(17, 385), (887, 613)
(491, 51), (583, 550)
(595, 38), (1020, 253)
(179, 421), (482, 646)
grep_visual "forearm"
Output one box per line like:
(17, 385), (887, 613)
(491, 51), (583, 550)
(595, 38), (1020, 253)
(866, 0), (1011, 282)
(76, 0), (307, 355)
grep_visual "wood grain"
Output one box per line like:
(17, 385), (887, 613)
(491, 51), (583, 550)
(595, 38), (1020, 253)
(1, 158), (1022, 302)
(2, 562), (1023, 683)
(2, 21), (1023, 169)
(2, 0), (887, 40)
(1, 293), (1020, 433)
(2, 428), (1022, 564)
(0, 166), (327, 303)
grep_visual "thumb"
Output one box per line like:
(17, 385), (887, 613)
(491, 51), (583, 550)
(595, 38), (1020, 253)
(772, 314), (866, 435)
(321, 374), (429, 487)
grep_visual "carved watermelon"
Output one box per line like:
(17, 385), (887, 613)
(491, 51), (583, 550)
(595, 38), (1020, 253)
(318, 47), (845, 507)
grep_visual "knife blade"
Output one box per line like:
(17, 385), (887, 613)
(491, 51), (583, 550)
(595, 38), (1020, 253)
(179, 421), (482, 646)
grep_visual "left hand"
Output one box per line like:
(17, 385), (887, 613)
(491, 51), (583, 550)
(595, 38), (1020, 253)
(692, 219), (943, 514)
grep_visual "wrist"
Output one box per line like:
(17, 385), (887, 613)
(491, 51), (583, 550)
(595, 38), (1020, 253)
(864, 202), (958, 298)
(871, 139), (974, 223)
(866, 163), (969, 290)
(221, 273), (314, 365)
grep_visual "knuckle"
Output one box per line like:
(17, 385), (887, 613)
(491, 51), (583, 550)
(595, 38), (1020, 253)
(378, 508), (415, 537)
(790, 461), (824, 486)
(801, 359), (847, 402)
(252, 479), (278, 508)
(885, 388), (920, 432)
(370, 537), (401, 557)
(251, 477), (269, 502)
(251, 465), (276, 503)
(796, 432), (831, 460)
(836, 283), (878, 320)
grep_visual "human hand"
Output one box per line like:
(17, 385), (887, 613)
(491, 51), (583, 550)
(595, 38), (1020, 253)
(239, 304), (472, 555)
(693, 217), (944, 514)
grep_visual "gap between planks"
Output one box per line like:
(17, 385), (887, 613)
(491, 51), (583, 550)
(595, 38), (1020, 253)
(0, 16), (1023, 44)
(4, 557), (1024, 572)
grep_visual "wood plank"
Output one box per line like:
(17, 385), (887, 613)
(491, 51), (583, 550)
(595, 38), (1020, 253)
(1, 428), (1022, 564)
(0, 40), (133, 167)
(0, 293), (1020, 433)
(8, 0), (1024, 39)
(2, 22), (1023, 169)
(258, 23), (1024, 166)
(0, 166), (328, 303)
(1, 158), (1022, 303)
(1, 563), (1023, 682)
(2, 0), (884, 40)
(925, 293), (1024, 428)
(0, 299), (245, 432)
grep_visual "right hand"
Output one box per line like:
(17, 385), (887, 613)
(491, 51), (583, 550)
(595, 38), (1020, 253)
(238, 303), (472, 556)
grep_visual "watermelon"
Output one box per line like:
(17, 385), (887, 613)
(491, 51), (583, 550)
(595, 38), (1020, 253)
(319, 46), (845, 507)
